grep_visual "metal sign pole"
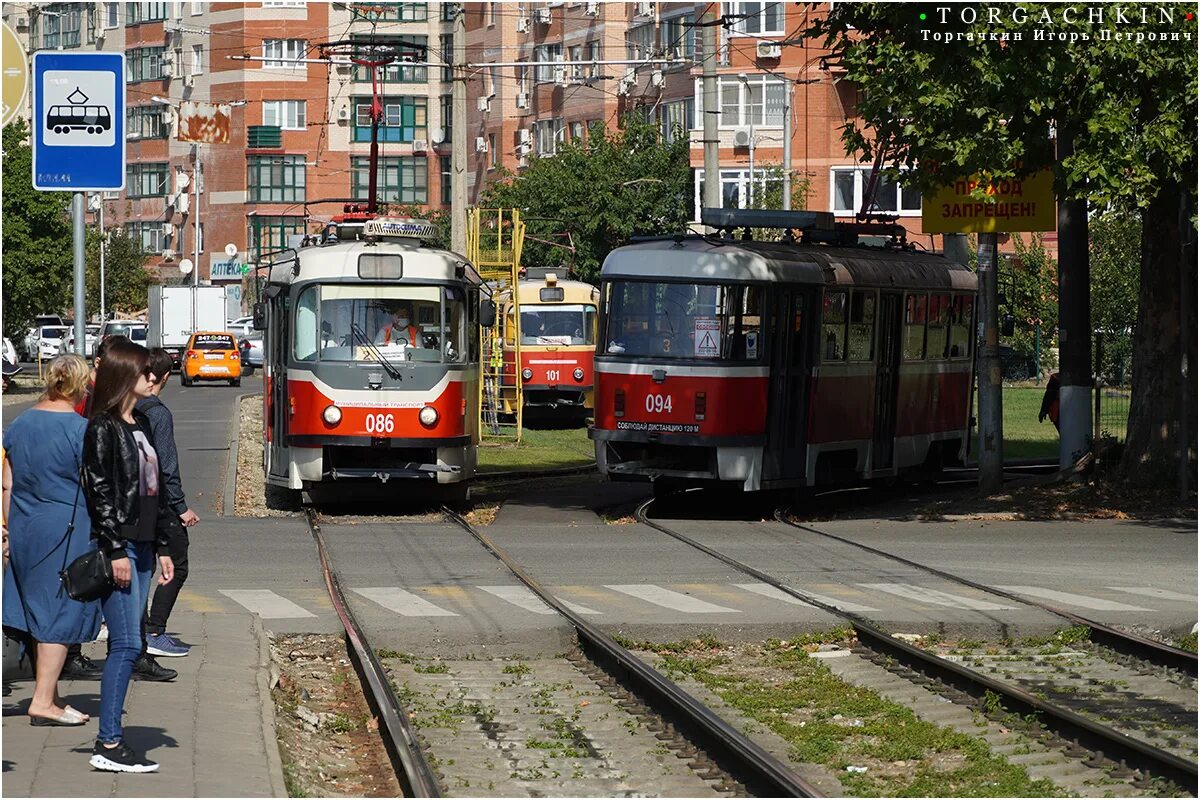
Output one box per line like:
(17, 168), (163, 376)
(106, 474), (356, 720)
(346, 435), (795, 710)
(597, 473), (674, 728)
(72, 192), (86, 355)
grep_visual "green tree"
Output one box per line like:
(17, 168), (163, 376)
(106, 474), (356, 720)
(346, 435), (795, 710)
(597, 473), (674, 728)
(807, 3), (1197, 485)
(2, 119), (73, 339)
(1088, 210), (1141, 384)
(1003, 233), (1059, 377)
(86, 228), (152, 315)
(479, 117), (692, 282)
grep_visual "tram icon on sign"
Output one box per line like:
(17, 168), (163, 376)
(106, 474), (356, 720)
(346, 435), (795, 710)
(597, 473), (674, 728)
(47, 90), (112, 135)
(41, 73), (116, 147)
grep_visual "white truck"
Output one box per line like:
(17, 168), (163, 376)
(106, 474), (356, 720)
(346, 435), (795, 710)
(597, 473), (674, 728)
(148, 285), (230, 369)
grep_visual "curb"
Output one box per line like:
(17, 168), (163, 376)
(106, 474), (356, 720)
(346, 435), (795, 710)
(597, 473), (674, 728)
(253, 614), (289, 798)
(222, 391), (254, 518)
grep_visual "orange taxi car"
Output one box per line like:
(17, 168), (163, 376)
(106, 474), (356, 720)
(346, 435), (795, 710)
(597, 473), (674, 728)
(181, 332), (242, 387)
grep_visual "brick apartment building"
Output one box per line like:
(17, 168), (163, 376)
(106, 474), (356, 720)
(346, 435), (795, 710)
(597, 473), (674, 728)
(3, 1), (938, 318)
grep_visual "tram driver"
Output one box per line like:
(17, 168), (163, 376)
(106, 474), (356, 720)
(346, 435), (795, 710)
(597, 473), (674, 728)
(375, 303), (422, 347)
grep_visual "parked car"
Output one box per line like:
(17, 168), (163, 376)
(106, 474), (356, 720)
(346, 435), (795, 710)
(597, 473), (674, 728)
(100, 320), (148, 346)
(33, 314), (65, 327)
(58, 325), (101, 358)
(227, 316), (255, 338)
(238, 331), (263, 375)
(24, 325), (69, 361)
(181, 331), (242, 387)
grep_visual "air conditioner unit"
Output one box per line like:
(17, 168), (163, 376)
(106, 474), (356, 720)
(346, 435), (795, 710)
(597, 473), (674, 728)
(518, 129), (532, 145)
(475, 136), (488, 153)
(584, 1), (598, 15)
(515, 16), (529, 32)
(756, 41), (782, 59)
(162, 222), (175, 237)
(183, 74), (194, 87)
(515, 92), (528, 109)
(616, 81), (629, 97)
(534, 8), (551, 23)
(733, 126), (753, 148)
(553, 65), (565, 85)
(337, 105), (350, 121)
(128, 131), (142, 140)
(412, 138), (427, 153)
(161, 63), (175, 78)
(176, 192), (189, 214)
(634, 1), (653, 17)
(650, 69), (663, 87)
(477, 96), (490, 113)
(161, 249), (176, 262)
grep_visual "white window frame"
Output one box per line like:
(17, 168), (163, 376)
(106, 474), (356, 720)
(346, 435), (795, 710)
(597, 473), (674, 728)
(829, 167), (923, 218)
(533, 44), (562, 83)
(692, 168), (783, 216)
(722, 2), (785, 36)
(262, 39), (306, 71)
(262, 100), (307, 130)
(190, 44), (203, 76)
(104, 2), (119, 28)
(692, 76), (786, 128)
(191, 0), (202, 14)
(486, 1), (496, 26)
(534, 118), (564, 156)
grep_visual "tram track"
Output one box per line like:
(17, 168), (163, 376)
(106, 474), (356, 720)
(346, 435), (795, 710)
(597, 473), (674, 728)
(303, 503), (825, 797)
(635, 497), (1199, 795)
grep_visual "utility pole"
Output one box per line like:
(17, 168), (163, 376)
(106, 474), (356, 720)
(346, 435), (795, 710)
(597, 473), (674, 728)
(701, 5), (720, 216)
(450, 2), (467, 254)
(90, 194), (106, 321)
(72, 193), (86, 355)
(1056, 130), (1091, 469)
(976, 231), (1003, 492)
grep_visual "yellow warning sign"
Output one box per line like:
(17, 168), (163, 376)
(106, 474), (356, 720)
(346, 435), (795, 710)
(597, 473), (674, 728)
(2, 21), (28, 127)
(922, 170), (1056, 233)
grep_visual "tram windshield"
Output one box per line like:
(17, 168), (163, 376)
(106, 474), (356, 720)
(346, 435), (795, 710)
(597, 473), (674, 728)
(292, 284), (466, 364)
(518, 304), (597, 346)
(602, 281), (762, 361)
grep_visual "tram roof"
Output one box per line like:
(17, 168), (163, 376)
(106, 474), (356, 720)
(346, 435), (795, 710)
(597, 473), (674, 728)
(498, 277), (599, 305)
(601, 237), (977, 292)
(265, 239), (477, 286)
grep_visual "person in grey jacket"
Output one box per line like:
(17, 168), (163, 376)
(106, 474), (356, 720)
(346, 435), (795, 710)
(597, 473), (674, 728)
(134, 348), (199, 658)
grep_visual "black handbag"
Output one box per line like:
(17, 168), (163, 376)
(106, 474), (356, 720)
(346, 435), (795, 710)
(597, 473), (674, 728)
(58, 459), (115, 602)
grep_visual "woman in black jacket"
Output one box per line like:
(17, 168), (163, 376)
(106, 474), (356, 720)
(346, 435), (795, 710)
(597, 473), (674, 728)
(82, 339), (177, 774)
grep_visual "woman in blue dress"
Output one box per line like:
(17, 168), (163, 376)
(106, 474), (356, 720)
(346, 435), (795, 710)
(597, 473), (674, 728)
(3, 354), (101, 725)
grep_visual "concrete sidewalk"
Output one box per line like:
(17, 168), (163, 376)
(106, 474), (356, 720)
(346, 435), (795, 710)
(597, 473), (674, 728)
(2, 612), (286, 797)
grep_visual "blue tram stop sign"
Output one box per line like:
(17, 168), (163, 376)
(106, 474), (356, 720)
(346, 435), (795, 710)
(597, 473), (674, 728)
(32, 51), (125, 192)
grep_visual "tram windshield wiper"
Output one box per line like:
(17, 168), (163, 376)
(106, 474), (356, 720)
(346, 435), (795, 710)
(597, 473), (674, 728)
(350, 323), (402, 380)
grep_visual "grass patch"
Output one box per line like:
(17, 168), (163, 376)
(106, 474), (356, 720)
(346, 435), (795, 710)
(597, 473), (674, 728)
(651, 639), (1062, 797)
(476, 425), (594, 473)
(1176, 632), (1197, 653)
(975, 387), (1060, 461)
(1019, 626), (1092, 649)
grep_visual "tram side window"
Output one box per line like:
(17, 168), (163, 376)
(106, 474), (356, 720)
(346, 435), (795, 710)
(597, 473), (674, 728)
(821, 290), (848, 362)
(442, 287), (466, 362)
(293, 285), (318, 362)
(949, 295), (973, 359)
(604, 281), (741, 359)
(927, 294), (951, 360)
(723, 286), (762, 360)
(903, 294), (927, 360)
(847, 290), (876, 361)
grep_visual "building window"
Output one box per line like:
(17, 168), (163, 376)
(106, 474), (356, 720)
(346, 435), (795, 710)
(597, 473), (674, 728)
(126, 162), (170, 197)
(126, 221), (166, 254)
(126, 2), (169, 24)
(534, 118), (563, 156)
(488, 133), (497, 166)
(352, 96), (426, 143)
(693, 168), (783, 214)
(441, 2), (457, 21)
(568, 45), (583, 80)
(441, 33), (453, 82)
(263, 0), (307, 6)
(829, 168), (922, 217)
(191, 0), (202, 14)
(247, 155), (306, 202)
(127, 106), (167, 139)
(248, 216), (306, 261)
(351, 156), (427, 205)
(626, 23), (655, 60)
(440, 155), (451, 205)
(350, 2), (427, 21)
(585, 41), (601, 78)
(569, 121), (584, 142)
(659, 98), (692, 143)
(352, 36), (427, 82)
(439, 94), (451, 138)
(723, 1), (784, 35)
(533, 44), (562, 83)
(86, 6), (96, 44)
(42, 5), (82, 48)
(262, 39), (306, 70)
(661, 12), (695, 60)
(486, 2), (496, 25)
(262, 100), (306, 130)
(696, 75), (786, 128)
(105, 2), (120, 28)
(190, 44), (203, 75)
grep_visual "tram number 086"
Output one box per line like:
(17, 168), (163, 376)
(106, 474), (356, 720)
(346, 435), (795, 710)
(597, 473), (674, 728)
(644, 394), (673, 414)
(365, 413), (396, 434)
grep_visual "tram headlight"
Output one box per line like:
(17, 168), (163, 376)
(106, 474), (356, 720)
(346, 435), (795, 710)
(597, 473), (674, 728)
(322, 405), (342, 425)
(419, 405), (439, 427)
(573, 368), (585, 382)
(521, 368), (533, 381)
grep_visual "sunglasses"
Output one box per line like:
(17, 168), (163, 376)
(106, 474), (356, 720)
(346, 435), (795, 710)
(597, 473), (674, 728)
(142, 368), (161, 384)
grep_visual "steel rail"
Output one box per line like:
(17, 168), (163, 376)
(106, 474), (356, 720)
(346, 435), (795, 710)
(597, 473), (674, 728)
(636, 499), (1198, 795)
(305, 509), (443, 797)
(440, 506), (823, 798)
(773, 510), (1198, 678)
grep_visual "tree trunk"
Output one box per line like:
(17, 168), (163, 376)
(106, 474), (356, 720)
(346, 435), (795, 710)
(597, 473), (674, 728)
(1120, 181), (1194, 486)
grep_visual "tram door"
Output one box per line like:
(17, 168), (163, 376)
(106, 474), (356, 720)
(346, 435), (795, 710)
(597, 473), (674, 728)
(266, 291), (290, 480)
(872, 292), (903, 470)
(765, 288), (810, 480)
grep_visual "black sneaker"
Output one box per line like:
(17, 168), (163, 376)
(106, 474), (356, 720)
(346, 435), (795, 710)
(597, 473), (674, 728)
(61, 654), (104, 680)
(131, 655), (176, 682)
(90, 740), (159, 773)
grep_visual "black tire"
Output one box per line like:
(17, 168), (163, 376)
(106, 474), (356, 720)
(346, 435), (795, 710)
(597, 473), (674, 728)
(230, 378), (241, 387)
(242, 364), (254, 376)
(180, 373), (192, 387)
(442, 482), (471, 508)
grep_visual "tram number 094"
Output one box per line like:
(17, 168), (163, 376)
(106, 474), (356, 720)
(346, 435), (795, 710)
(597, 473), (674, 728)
(644, 394), (673, 414)
(365, 413), (396, 434)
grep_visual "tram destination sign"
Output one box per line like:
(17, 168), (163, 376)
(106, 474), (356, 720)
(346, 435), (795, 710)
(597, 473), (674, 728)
(32, 51), (125, 191)
(922, 169), (1055, 233)
(365, 217), (438, 240)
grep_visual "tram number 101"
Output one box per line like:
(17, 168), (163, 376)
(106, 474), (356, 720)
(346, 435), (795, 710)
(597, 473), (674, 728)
(645, 394), (673, 414)
(365, 413), (396, 434)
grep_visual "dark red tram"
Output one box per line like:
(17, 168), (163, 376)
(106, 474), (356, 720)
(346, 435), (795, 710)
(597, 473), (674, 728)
(590, 209), (978, 493)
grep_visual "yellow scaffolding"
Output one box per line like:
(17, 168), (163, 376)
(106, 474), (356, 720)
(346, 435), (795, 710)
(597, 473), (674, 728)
(466, 208), (525, 442)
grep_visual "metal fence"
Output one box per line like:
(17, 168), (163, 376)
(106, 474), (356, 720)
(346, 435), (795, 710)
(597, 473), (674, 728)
(1094, 331), (1133, 447)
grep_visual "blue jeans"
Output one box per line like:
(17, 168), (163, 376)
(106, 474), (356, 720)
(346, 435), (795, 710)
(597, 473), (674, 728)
(97, 541), (154, 744)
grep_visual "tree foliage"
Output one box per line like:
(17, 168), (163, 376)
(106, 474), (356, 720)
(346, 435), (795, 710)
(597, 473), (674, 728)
(478, 117), (692, 282)
(1088, 210), (1140, 383)
(87, 228), (151, 315)
(1003, 233), (1059, 376)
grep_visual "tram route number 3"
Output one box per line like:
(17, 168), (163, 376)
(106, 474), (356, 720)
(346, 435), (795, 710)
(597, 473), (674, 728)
(365, 413), (396, 433)
(645, 393), (673, 413)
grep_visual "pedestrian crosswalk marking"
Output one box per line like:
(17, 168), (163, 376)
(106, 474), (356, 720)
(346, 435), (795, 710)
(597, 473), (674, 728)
(733, 583), (879, 613)
(859, 583), (1016, 611)
(998, 586), (1152, 612)
(605, 584), (740, 614)
(1107, 587), (1195, 603)
(353, 588), (459, 617)
(219, 590), (316, 619)
(477, 585), (601, 616)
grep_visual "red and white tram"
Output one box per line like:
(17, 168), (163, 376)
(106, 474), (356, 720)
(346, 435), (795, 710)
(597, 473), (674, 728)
(590, 209), (977, 493)
(257, 217), (490, 502)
